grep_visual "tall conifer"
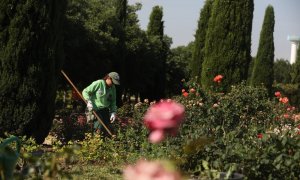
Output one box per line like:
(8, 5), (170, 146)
(250, 5), (275, 95)
(191, 0), (213, 81)
(201, 0), (254, 92)
(115, 0), (127, 106)
(144, 6), (167, 101)
(147, 6), (164, 38)
(0, 1), (66, 143)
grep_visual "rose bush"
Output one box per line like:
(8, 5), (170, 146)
(15, 79), (300, 179)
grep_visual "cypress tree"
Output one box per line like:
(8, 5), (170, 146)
(0, 1), (66, 143)
(247, 57), (255, 84)
(144, 6), (167, 101)
(250, 5), (275, 95)
(201, 0), (254, 92)
(115, 0), (127, 106)
(191, 0), (213, 81)
(147, 6), (164, 39)
(291, 46), (300, 84)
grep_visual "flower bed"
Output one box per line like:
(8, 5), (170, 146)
(7, 79), (300, 179)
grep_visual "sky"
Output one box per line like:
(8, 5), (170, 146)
(128, 0), (300, 61)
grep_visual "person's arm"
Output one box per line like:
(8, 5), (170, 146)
(82, 80), (100, 101)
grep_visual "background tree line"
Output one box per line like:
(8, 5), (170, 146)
(0, 0), (187, 142)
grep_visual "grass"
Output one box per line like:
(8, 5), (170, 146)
(66, 163), (123, 180)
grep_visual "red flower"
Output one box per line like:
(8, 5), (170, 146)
(181, 89), (186, 93)
(257, 133), (263, 139)
(182, 92), (189, 97)
(283, 114), (290, 119)
(213, 75), (223, 83)
(279, 97), (289, 104)
(274, 91), (281, 97)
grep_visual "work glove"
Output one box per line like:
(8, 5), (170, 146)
(110, 113), (116, 123)
(85, 110), (94, 123)
(87, 100), (93, 111)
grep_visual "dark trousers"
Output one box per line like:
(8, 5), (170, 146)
(93, 108), (113, 137)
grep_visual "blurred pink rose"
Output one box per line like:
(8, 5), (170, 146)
(123, 160), (182, 180)
(279, 97), (289, 104)
(283, 114), (290, 119)
(274, 91), (281, 97)
(149, 130), (165, 144)
(144, 100), (185, 143)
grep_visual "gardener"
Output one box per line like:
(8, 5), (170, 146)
(82, 72), (120, 137)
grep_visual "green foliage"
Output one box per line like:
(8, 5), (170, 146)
(274, 83), (300, 109)
(63, 0), (118, 88)
(291, 46), (300, 84)
(0, 135), (76, 179)
(141, 5), (169, 101)
(174, 80), (300, 179)
(147, 6), (164, 37)
(0, 0), (67, 143)
(201, 0), (254, 92)
(274, 59), (292, 84)
(247, 57), (255, 84)
(19, 145), (77, 179)
(191, 0), (213, 80)
(63, 0), (172, 102)
(75, 133), (107, 163)
(251, 5), (275, 95)
(51, 110), (90, 144)
(166, 43), (193, 96)
(4, 80), (300, 178)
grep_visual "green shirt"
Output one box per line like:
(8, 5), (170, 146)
(82, 79), (117, 113)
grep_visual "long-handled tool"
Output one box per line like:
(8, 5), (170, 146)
(61, 70), (113, 136)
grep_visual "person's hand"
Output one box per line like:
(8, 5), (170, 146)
(87, 100), (93, 111)
(110, 113), (116, 123)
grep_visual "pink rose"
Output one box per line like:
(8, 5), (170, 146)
(274, 91), (281, 97)
(279, 97), (289, 104)
(283, 114), (290, 119)
(123, 160), (182, 180)
(144, 100), (185, 143)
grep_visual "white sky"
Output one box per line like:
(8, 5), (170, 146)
(128, 0), (300, 61)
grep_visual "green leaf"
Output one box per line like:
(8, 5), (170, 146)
(274, 154), (282, 163)
(282, 136), (287, 146)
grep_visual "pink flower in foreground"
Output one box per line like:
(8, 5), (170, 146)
(123, 160), (182, 180)
(144, 101), (185, 143)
